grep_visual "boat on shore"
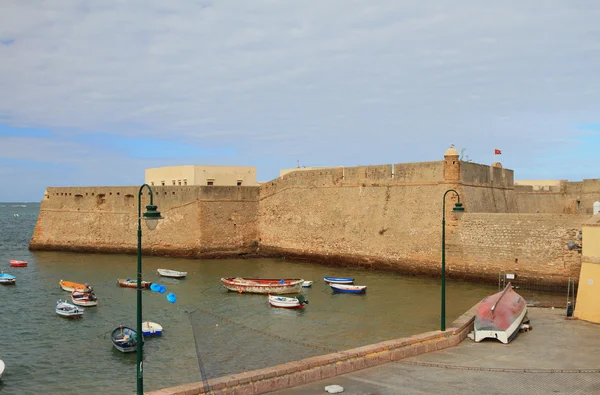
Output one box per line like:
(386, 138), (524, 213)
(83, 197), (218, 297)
(330, 284), (367, 294)
(268, 294), (308, 309)
(55, 300), (84, 318)
(60, 280), (92, 293)
(9, 260), (28, 267)
(71, 290), (98, 307)
(221, 277), (304, 294)
(111, 326), (142, 353)
(117, 278), (152, 289)
(323, 276), (354, 284)
(0, 272), (16, 285)
(471, 282), (527, 344)
(157, 268), (187, 279)
(142, 321), (163, 336)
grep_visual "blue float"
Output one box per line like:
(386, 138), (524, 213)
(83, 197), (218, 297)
(150, 283), (161, 292)
(159, 285), (167, 294)
(166, 292), (177, 303)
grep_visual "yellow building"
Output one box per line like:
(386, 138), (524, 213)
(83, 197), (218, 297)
(574, 216), (600, 323)
(145, 165), (257, 187)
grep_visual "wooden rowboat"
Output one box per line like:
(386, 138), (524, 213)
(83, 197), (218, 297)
(221, 278), (304, 294)
(117, 278), (152, 289)
(157, 268), (187, 278)
(71, 290), (98, 307)
(111, 326), (142, 353)
(302, 280), (313, 288)
(60, 280), (93, 293)
(268, 294), (308, 309)
(472, 283), (527, 344)
(142, 321), (163, 336)
(9, 260), (28, 267)
(323, 276), (354, 284)
(330, 284), (367, 294)
(55, 300), (84, 318)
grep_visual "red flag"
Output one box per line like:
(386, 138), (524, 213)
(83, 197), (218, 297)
(494, 149), (502, 155)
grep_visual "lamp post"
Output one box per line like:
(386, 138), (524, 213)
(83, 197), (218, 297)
(441, 189), (464, 331)
(137, 184), (163, 395)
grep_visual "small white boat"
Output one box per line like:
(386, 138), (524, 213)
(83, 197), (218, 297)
(0, 272), (16, 285)
(71, 290), (98, 307)
(55, 300), (84, 318)
(142, 321), (163, 336)
(0, 358), (4, 380)
(268, 294), (308, 309)
(330, 284), (367, 294)
(157, 268), (187, 278)
(302, 280), (313, 288)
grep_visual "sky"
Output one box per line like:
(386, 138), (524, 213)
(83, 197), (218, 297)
(1, 1), (599, 202)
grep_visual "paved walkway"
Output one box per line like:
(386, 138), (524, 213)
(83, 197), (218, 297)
(271, 308), (600, 395)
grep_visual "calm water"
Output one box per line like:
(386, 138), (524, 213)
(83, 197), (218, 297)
(0, 203), (503, 395)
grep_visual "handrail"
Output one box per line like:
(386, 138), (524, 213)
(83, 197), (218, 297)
(491, 282), (512, 314)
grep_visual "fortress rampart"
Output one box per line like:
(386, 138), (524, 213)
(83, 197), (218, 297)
(30, 150), (598, 285)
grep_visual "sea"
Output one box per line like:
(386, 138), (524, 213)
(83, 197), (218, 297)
(0, 202), (503, 394)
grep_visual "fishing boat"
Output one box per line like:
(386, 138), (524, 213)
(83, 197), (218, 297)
(268, 294), (309, 309)
(71, 290), (98, 307)
(111, 326), (143, 353)
(59, 280), (93, 293)
(9, 260), (28, 267)
(221, 277), (304, 294)
(471, 282), (528, 344)
(55, 300), (84, 318)
(0, 358), (4, 379)
(0, 272), (16, 285)
(323, 276), (354, 284)
(117, 278), (152, 289)
(157, 268), (187, 278)
(302, 280), (313, 288)
(142, 321), (163, 336)
(330, 284), (367, 294)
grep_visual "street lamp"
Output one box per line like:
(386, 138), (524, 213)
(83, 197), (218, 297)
(441, 189), (464, 331)
(137, 184), (163, 395)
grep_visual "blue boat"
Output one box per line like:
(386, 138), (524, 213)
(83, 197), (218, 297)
(330, 284), (367, 294)
(0, 272), (16, 285)
(323, 276), (354, 284)
(111, 326), (143, 353)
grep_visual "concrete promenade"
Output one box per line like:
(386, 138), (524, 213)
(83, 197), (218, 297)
(272, 308), (600, 395)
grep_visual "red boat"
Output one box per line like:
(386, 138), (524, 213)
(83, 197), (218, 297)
(9, 260), (28, 267)
(117, 278), (152, 289)
(472, 282), (527, 344)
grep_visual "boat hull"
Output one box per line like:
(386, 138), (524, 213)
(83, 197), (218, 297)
(0, 359), (4, 380)
(60, 280), (92, 293)
(473, 283), (527, 344)
(302, 281), (313, 288)
(111, 326), (142, 353)
(323, 277), (354, 284)
(56, 301), (84, 318)
(268, 295), (306, 308)
(117, 278), (152, 289)
(142, 321), (163, 336)
(157, 269), (187, 278)
(330, 284), (367, 293)
(72, 291), (98, 306)
(0, 274), (16, 285)
(221, 278), (304, 294)
(9, 260), (28, 267)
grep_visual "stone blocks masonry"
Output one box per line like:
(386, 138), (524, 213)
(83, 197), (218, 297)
(30, 151), (594, 285)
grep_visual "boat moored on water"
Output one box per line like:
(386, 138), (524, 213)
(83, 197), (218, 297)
(60, 280), (92, 293)
(111, 326), (143, 353)
(0, 272), (16, 285)
(0, 358), (4, 379)
(268, 294), (309, 309)
(142, 321), (163, 336)
(221, 278), (304, 294)
(323, 276), (354, 284)
(330, 284), (367, 294)
(71, 290), (98, 306)
(55, 300), (84, 318)
(117, 278), (152, 289)
(471, 282), (527, 344)
(302, 280), (313, 288)
(9, 260), (28, 267)
(157, 268), (187, 278)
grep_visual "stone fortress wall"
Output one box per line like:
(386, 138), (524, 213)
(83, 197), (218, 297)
(30, 148), (600, 285)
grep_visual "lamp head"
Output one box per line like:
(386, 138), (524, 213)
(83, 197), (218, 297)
(452, 202), (465, 220)
(143, 204), (163, 230)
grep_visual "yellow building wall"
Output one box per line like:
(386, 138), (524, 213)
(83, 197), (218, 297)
(145, 166), (196, 186)
(574, 223), (600, 323)
(145, 165), (257, 187)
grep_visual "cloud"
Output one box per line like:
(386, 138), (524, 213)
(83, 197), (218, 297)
(0, 1), (600, 200)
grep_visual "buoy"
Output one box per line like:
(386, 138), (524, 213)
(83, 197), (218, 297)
(159, 285), (167, 294)
(166, 292), (177, 303)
